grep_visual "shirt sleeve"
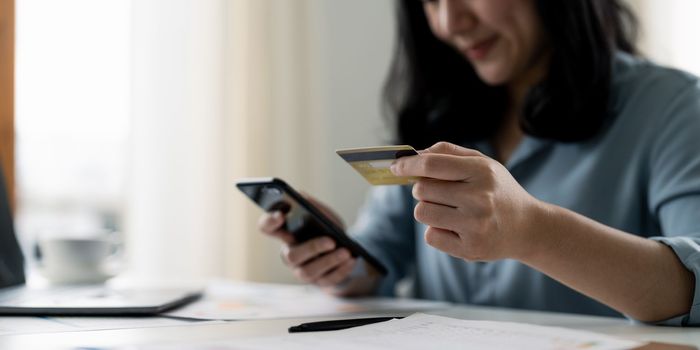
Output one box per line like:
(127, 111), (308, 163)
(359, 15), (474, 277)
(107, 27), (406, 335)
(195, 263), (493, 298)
(348, 185), (416, 296)
(647, 80), (700, 326)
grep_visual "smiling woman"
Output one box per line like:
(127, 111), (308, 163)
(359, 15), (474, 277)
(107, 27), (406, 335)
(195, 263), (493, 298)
(257, 0), (700, 326)
(422, 0), (547, 86)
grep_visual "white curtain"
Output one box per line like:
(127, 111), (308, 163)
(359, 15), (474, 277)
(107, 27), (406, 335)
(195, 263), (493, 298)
(126, 0), (227, 282)
(223, 0), (324, 282)
(125, 0), (394, 283)
(126, 0), (326, 283)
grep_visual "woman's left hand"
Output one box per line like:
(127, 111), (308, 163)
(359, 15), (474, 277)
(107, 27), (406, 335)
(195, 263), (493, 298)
(390, 141), (543, 261)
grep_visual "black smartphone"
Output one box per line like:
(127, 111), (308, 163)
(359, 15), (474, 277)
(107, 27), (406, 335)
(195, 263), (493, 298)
(236, 177), (387, 275)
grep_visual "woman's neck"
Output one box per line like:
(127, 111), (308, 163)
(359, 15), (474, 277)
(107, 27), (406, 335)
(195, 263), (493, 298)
(490, 84), (528, 164)
(492, 59), (549, 164)
(492, 110), (523, 164)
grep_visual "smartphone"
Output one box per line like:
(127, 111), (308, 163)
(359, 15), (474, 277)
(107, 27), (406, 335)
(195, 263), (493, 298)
(236, 177), (387, 275)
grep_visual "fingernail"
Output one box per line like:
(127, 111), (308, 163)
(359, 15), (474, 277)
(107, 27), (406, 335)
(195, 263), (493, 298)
(390, 163), (398, 174)
(324, 239), (336, 250)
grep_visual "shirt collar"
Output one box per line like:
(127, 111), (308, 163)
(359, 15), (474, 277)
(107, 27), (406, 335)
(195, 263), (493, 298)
(472, 135), (553, 171)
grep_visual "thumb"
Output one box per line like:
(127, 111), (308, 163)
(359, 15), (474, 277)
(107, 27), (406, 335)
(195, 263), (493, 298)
(422, 141), (483, 157)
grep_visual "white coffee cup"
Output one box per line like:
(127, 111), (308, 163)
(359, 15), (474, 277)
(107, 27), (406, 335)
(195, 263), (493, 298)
(37, 236), (121, 284)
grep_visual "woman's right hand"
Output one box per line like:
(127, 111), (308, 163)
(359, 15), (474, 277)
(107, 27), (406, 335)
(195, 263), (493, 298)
(257, 198), (380, 296)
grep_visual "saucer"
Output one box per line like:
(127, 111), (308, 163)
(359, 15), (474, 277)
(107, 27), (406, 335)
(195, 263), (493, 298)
(39, 266), (118, 285)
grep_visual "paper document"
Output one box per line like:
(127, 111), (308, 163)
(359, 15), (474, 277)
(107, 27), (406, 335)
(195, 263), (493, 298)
(164, 280), (447, 321)
(109, 313), (645, 350)
(0, 316), (216, 336)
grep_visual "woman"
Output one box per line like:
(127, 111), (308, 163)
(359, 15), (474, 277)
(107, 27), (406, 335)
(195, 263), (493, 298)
(259, 0), (700, 326)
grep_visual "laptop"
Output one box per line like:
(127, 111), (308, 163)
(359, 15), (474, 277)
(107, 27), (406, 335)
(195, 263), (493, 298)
(0, 168), (201, 316)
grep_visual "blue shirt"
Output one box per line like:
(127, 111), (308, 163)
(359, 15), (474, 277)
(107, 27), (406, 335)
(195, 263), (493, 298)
(350, 53), (700, 326)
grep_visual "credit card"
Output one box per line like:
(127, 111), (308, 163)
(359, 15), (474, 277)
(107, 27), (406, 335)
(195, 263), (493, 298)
(336, 145), (419, 185)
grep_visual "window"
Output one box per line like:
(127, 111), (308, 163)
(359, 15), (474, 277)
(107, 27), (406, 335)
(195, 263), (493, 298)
(15, 0), (130, 247)
(636, 0), (700, 76)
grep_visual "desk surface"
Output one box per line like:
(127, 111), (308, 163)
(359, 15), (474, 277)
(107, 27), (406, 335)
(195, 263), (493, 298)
(1, 304), (699, 349)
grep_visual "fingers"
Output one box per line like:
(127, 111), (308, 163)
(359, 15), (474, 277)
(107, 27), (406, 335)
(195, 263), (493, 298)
(292, 248), (351, 283)
(424, 141), (484, 157)
(283, 236), (336, 266)
(258, 211), (283, 233)
(282, 237), (356, 287)
(392, 141), (491, 181)
(258, 211), (295, 245)
(260, 207), (353, 289)
(412, 178), (464, 208)
(414, 200), (462, 231)
(316, 257), (357, 287)
(392, 153), (490, 181)
(322, 260), (373, 297)
(293, 248), (356, 287)
(423, 226), (462, 258)
(259, 205), (355, 289)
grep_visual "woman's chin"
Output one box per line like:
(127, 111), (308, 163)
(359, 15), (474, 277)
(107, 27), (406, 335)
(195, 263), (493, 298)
(476, 72), (510, 86)
(473, 64), (511, 86)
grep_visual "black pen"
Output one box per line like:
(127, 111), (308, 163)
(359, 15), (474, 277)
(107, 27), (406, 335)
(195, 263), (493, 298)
(288, 316), (404, 333)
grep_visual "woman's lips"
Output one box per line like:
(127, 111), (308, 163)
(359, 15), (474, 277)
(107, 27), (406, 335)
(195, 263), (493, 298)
(463, 36), (498, 61)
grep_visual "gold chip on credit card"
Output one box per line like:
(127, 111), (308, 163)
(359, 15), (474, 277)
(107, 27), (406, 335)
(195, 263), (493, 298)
(336, 145), (419, 185)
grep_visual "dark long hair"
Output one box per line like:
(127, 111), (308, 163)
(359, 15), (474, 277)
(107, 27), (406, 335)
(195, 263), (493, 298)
(383, 0), (638, 149)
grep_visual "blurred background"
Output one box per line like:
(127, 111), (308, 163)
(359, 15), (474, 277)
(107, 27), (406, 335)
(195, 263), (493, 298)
(3, 0), (700, 284)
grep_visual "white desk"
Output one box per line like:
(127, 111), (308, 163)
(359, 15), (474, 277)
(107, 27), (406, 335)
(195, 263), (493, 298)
(0, 304), (699, 349)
